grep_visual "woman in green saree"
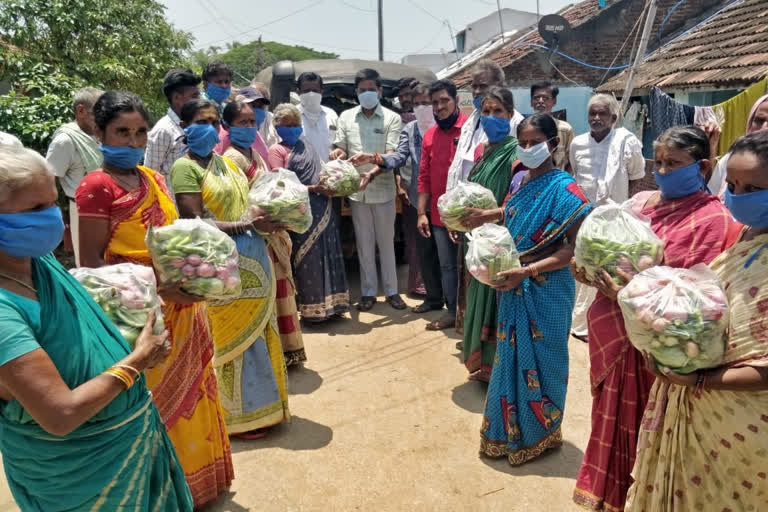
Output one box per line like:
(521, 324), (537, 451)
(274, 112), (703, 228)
(0, 145), (192, 511)
(456, 87), (519, 382)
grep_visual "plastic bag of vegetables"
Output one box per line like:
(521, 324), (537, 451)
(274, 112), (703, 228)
(437, 182), (498, 232)
(146, 218), (241, 300)
(319, 160), (361, 197)
(617, 264), (728, 374)
(574, 200), (663, 284)
(245, 168), (313, 234)
(70, 264), (165, 348)
(465, 224), (521, 285)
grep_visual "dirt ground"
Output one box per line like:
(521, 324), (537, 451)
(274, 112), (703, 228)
(0, 265), (593, 512)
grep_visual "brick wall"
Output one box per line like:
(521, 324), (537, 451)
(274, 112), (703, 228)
(503, 0), (731, 89)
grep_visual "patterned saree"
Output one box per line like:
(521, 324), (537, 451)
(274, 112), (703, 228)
(101, 166), (233, 508)
(480, 170), (591, 465)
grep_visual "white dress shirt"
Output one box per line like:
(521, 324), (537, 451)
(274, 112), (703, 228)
(298, 104), (338, 162)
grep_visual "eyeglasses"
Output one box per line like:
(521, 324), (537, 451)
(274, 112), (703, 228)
(532, 95), (553, 101)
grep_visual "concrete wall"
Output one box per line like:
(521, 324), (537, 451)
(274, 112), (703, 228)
(510, 86), (594, 136)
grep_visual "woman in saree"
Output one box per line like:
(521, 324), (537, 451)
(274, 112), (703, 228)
(456, 86), (519, 382)
(268, 103), (350, 324)
(0, 145), (191, 511)
(170, 98), (291, 437)
(77, 91), (232, 508)
(625, 131), (768, 511)
(220, 101), (306, 366)
(473, 113), (592, 464)
(572, 126), (742, 512)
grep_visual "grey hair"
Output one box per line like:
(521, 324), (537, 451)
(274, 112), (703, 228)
(471, 59), (505, 86)
(653, 125), (711, 162)
(588, 94), (620, 121)
(0, 146), (53, 203)
(273, 103), (302, 126)
(73, 87), (104, 113)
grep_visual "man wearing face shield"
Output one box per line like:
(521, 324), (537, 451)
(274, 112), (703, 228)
(569, 93), (645, 341)
(296, 72), (338, 162)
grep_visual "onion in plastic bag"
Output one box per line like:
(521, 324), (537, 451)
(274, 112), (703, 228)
(319, 160), (361, 197)
(244, 168), (313, 234)
(437, 182), (498, 232)
(617, 264), (728, 374)
(465, 224), (521, 285)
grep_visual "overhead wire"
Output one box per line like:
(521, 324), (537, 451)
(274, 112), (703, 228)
(596, 0), (648, 88)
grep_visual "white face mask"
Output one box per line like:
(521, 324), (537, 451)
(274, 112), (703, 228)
(517, 139), (554, 169)
(300, 91), (323, 113)
(414, 105), (435, 133)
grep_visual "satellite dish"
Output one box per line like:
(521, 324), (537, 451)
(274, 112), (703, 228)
(538, 14), (573, 48)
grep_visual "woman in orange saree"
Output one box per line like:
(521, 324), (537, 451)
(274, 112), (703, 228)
(77, 91), (233, 509)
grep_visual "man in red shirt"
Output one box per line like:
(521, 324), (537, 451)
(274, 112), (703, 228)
(417, 79), (467, 330)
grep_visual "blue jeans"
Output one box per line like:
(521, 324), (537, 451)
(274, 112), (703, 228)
(431, 225), (458, 314)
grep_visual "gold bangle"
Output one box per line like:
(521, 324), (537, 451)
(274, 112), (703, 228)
(104, 367), (134, 390)
(104, 371), (130, 390)
(115, 364), (140, 380)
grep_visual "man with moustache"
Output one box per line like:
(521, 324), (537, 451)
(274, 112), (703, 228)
(531, 80), (574, 173)
(569, 93), (645, 342)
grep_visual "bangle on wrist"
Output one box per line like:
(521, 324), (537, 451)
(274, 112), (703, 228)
(104, 366), (135, 390)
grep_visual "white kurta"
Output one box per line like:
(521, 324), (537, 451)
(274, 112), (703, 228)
(298, 105), (338, 162)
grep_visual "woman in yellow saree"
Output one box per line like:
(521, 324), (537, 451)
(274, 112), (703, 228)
(626, 132), (768, 511)
(171, 98), (290, 438)
(219, 100), (306, 367)
(77, 91), (232, 508)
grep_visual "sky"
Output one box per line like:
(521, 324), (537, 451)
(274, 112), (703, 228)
(161, 0), (575, 62)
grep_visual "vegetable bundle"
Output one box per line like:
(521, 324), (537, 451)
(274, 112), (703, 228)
(465, 224), (521, 285)
(437, 182), (498, 232)
(319, 160), (361, 197)
(245, 168), (313, 234)
(574, 201), (663, 284)
(618, 264), (728, 374)
(146, 218), (241, 300)
(71, 264), (164, 347)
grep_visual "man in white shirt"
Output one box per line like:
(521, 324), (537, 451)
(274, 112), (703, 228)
(252, 81), (279, 147)
(145, 69), (201, 187)
(296, 72), (338, 162)
(569, 93), (646, 340)
(445, 59), (524, 191)
(46, 87), (104, 267)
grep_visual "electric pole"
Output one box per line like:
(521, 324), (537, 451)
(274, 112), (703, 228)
(378, 0), (384, 61)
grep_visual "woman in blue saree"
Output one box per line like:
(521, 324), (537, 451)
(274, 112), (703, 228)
(0, 146), (192, 511)
(469, 114), (592, 465)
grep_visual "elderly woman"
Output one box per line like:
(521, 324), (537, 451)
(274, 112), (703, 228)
(0, 145), (192, 510)
(572, 126), (742, 512)
(626, 131), (768, 511)
(170, 98), (291, 437)
(455, 86), (519, 382)
(268, 103), (350, 324)
(77, 92), (233, 507)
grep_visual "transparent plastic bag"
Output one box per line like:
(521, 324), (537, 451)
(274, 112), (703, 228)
(465, 224), (521, 285)
(70, 263), (165, 347)
(618, 264), (728, 374)
(574, 200), (663, 284)
(244, 168), (312, 234)
(437, 182), (498, 232)
(146, 218), (242, 300)
(319, 160), (361, 197)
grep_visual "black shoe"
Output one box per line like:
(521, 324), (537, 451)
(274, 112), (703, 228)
(385, 294), (407, 310)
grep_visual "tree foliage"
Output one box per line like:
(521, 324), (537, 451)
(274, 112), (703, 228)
(0, 0), (193, 149)
(199, 38), (338, 85)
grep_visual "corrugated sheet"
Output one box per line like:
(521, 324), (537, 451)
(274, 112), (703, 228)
(598, 0), (768, 93)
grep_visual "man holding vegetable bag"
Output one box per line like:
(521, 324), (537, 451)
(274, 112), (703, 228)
(330, 68), (405, 312)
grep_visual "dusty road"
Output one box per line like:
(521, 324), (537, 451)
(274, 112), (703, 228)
(0, 267), (593, 512)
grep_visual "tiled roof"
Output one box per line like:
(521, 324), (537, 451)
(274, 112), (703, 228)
(445, 0), (625, 87)
(598, 0), (768, 93)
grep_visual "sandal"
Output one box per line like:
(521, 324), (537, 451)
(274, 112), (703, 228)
(232, 428), (269, 440)
(356, 296), (377, 312)
(426, 314), (456, 331)
(412, 302), (443, 314)
(386, 294), (407, 310)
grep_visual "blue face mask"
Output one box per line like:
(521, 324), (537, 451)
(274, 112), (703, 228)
(357, 91), (379, 110)
(653, 161), (706, 199)
(0, 206), (65, 258)
(276, 126), (303, 147)
(480, 115), (511, 143)
(184, 123), (220, 157)
(253, 107), (267, 129)
(473, 96), (483, 111)
(100, 144), (145, 169)
(206, 83), (231, 105)
(229, 126), (258, 149)
(725, 187), (768, 229)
